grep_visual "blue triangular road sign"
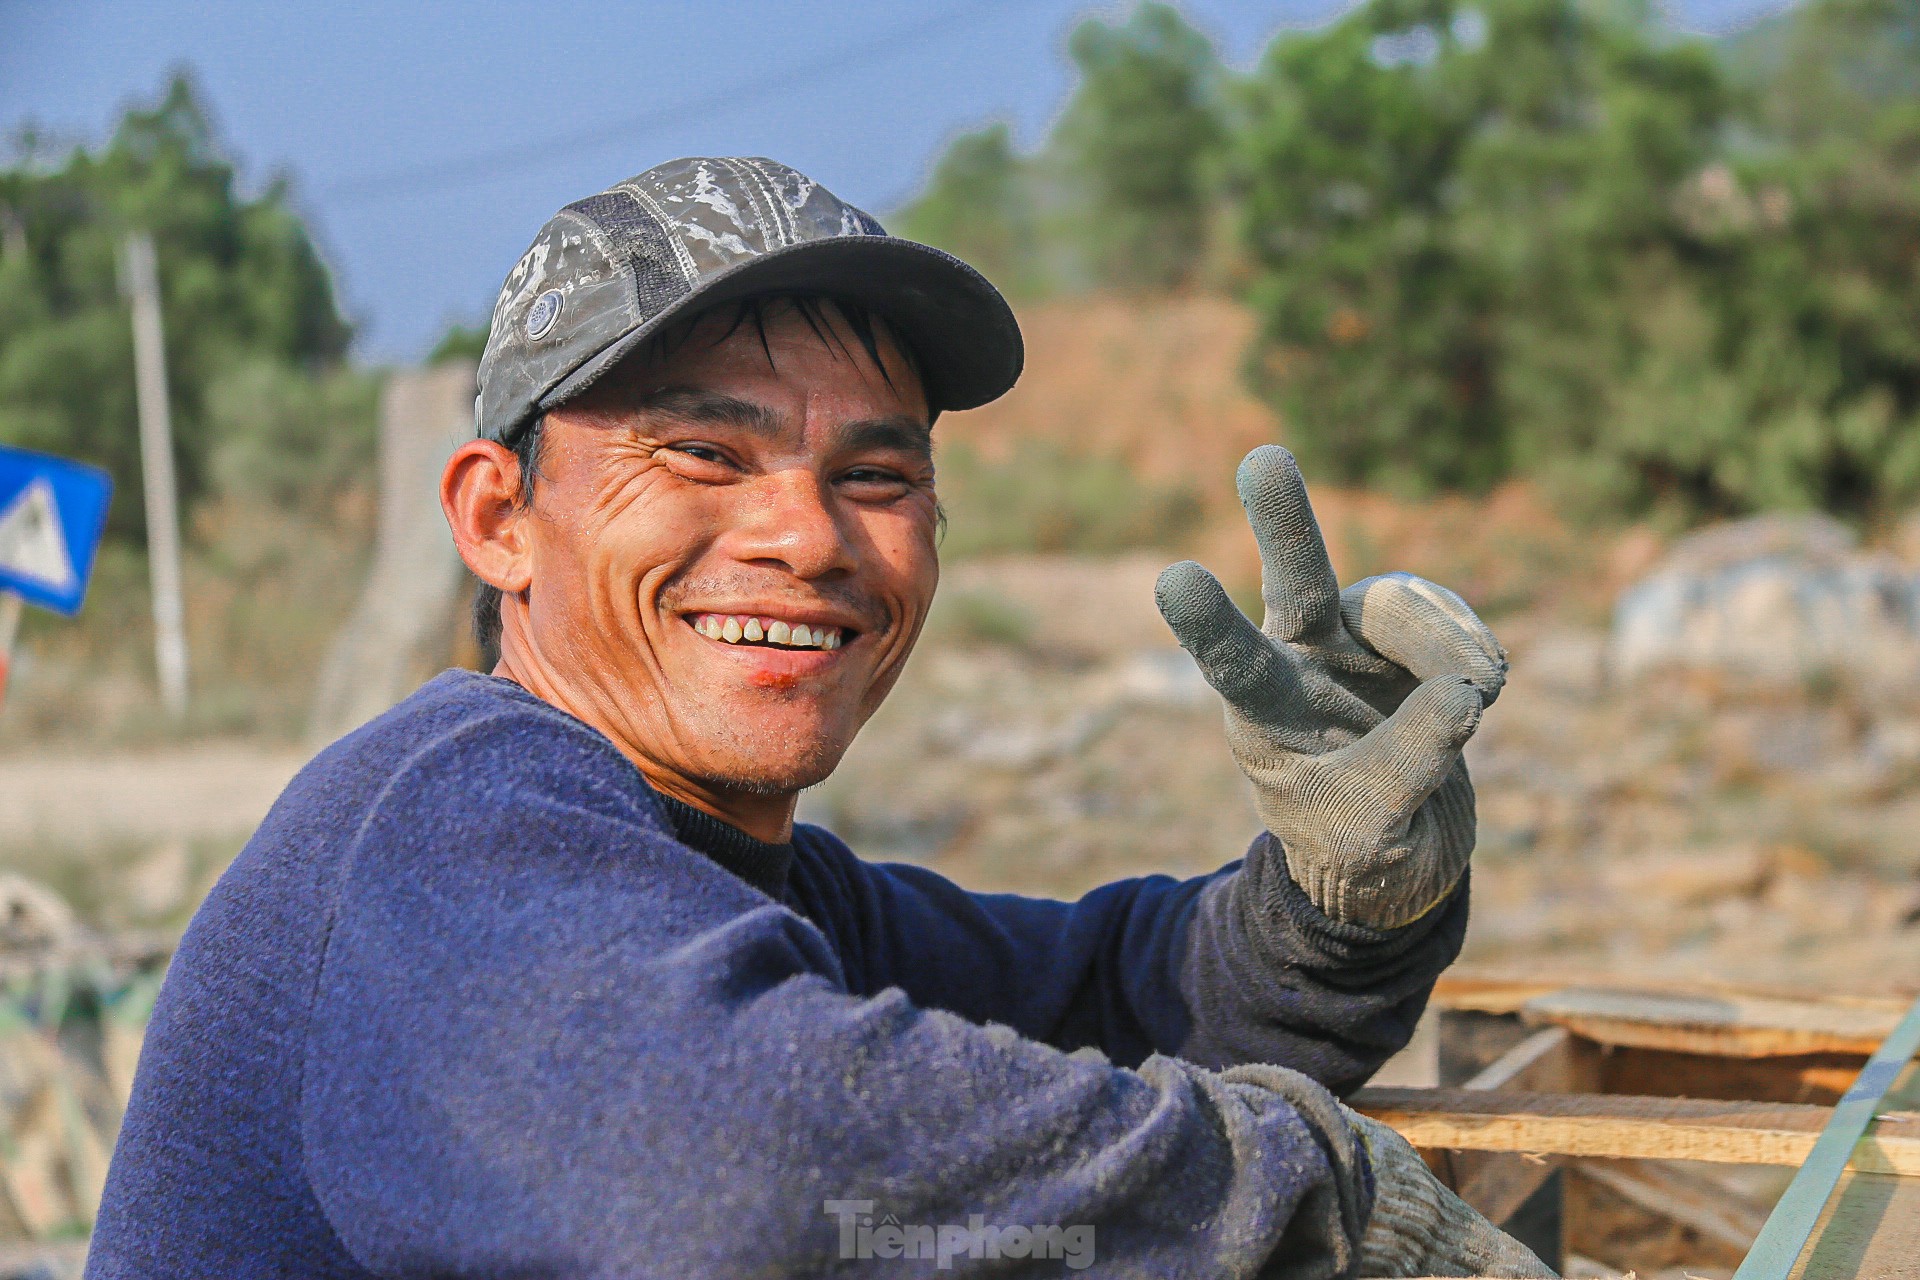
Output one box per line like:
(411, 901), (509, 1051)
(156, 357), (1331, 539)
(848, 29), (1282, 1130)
(0, 444), (113, 615)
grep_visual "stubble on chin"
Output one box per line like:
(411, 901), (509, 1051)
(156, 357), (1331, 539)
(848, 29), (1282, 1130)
(668, 691), (857, 797)
(691, 732), (848, 797)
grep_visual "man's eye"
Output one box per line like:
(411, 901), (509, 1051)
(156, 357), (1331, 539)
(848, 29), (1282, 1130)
(840, 467), (915, 494)
(672, 444), (728, 464)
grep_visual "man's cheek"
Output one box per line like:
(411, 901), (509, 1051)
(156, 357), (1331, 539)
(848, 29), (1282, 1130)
(588, 513), (685, 613)
(870, 504), (940, 589)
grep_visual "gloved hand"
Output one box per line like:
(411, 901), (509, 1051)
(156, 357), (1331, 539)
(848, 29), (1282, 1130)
(1156, 446), (1508, 928)
(1346, 1108), (1556, 1277)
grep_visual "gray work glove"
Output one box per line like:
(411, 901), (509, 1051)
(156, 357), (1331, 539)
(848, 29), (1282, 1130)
(1346, 1108), (1556, 1277)
(1156, 446), (1508, 928)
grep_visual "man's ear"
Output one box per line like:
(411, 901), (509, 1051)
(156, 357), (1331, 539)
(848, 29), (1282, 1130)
(442, 440), (533, 595)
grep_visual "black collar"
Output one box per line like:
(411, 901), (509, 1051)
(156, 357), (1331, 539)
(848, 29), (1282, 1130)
(649, 791), (793, 899)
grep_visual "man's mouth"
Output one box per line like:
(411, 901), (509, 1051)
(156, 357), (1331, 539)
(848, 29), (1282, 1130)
(687, 612), (848, 651)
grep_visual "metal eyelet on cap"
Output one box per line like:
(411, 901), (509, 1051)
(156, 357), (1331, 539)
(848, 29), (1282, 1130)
(525, 289), (564, 340)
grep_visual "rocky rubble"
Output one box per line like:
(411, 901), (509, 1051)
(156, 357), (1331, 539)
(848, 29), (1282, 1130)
(1610, 513), (1920, 692)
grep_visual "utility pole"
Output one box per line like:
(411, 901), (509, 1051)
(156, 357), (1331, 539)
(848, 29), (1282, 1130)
(0, 590), (21, 706)
(120, 231), (190, 719)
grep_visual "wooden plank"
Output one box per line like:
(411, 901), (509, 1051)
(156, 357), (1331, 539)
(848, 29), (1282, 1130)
(1431, 973), (1569, 1014)
(1563, 1162), (1750, 1273)
(1347, 1087), (1920, 1176)
(1423, 974), (1920, 1276)
(1524, 988), (1904, 1058)
(1789, 1172), (1920, 1280)
(1433, 972), (1909, 1025)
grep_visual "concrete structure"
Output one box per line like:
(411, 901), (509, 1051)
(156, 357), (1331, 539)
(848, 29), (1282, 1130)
(307, 362), (474, 744)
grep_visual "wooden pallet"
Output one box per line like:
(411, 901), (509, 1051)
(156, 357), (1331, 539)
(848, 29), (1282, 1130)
(1351, 972), (1920, 1279)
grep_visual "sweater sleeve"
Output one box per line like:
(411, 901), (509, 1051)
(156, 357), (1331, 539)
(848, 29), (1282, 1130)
(300, 741), (1375, 1279)
(1175, 835), (1469, 1094)
(788, 828), (1465, 1094)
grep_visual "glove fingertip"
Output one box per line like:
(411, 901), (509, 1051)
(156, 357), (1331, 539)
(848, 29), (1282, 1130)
(1153, 561), (1229, 636)
(1234, 444), (1302, 508)
(1413, 674), (1486, 747)
(1154, 559), (1210, 606)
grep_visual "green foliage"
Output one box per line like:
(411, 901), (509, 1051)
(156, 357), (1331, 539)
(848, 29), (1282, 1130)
(895, 4), (1228, 296)
(935, 440), (1203, 557)
(205, 360), (380, 513)
(1231, 0), (1920, 520)
(893, 124), (1051, 300)
(894, 0), (1920, 523)
(1510, 0), (1920, 518)
(427, 321), (490, 365)
(1234, 0), (1728, 497)
(1052, 2), (1230, 290)
(0, 72), (353, 538)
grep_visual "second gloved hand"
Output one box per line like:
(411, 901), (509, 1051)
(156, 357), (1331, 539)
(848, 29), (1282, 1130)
(1347, 1108), (1556, 1277)
(1156, 446), (1508, 928)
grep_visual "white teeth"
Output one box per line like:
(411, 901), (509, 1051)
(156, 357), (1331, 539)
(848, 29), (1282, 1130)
(692, 614), (844, 649)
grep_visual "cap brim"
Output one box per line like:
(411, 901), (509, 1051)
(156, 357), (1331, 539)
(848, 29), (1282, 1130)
(538, 236), (1023, 418)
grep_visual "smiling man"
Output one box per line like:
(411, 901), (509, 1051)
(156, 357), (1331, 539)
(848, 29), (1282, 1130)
(458, 293), (944, 844)
(90, 158), (1548, 1278)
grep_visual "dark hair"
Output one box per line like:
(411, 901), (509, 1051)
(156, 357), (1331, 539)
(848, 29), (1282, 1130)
(468, 293), (921, 671)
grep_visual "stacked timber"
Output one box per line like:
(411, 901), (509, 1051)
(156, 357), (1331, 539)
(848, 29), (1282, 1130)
(1354, 972), (1920, 1278)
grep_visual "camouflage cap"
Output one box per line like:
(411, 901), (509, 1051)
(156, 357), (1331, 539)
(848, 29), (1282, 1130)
(475, 156), (1024, 444)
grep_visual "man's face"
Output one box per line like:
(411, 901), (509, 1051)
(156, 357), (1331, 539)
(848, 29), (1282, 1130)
(509, 301), (939, 799)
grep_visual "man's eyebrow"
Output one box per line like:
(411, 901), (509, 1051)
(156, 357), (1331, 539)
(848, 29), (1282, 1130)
(629, 388), (930, 457)
(833, 416), (934, 459)
(634, 387), (785, 436)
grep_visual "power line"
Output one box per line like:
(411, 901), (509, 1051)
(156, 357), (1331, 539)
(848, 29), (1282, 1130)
(319, 0), (1023, 205)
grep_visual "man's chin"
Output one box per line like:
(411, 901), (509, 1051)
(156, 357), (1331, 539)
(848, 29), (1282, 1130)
(694, 739), (848, 799)
(699, 767), (835, 799)
(663, 693), (864, 800)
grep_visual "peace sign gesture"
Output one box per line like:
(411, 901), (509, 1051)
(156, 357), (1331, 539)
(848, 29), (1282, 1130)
(1155, 446), (1507, 928)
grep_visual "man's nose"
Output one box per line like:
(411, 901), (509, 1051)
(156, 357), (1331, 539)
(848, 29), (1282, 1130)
(729, 469), (857, 580)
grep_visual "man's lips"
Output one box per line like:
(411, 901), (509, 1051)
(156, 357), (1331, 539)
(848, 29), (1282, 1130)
(682, 609), (861, 652)
(678, 610), (861, 688)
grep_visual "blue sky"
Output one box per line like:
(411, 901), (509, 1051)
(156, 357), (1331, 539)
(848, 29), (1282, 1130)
(2, 0), (1792, 362)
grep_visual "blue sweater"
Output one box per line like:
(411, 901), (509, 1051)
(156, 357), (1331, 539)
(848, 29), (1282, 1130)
(88, 670), (1466, 1278)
